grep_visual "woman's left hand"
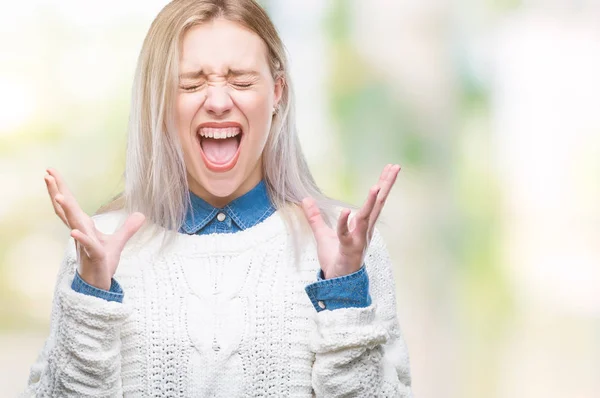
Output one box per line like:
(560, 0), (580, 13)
(301, 164), (400, 280)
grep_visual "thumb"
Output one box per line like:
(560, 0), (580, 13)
(111, 212), (146, 253)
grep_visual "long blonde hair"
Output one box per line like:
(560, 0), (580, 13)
(99, 0), (347, 252)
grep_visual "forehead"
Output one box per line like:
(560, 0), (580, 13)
(180, 18), (269, 73)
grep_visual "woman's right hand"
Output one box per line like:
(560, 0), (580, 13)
(44, 168), (146, 291)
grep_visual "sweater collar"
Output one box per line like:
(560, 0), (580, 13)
(181, 180), (275, 234)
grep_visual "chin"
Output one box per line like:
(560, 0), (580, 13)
(201, 176), (243, 199)
(184, 121), (263, 204)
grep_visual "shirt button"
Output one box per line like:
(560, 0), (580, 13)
(216, 212), (226, 222)
(212, 342), (221, 351)
(317, 301), (326, 309)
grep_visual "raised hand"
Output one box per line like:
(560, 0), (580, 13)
(301, 164), (400, 280)
(44, 168), (145, 290)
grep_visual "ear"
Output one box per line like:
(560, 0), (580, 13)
(273, 76), (284, 108)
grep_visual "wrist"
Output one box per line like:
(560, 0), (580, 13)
(322, 264), (364, 280)
(78, 268), (112, 290)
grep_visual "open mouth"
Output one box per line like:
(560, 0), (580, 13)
(196, 125), (243, 172)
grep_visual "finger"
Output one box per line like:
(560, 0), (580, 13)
(378, 164), (397, 194)
(377, 164), (392, 187)
(382, 163), (392, 180)
(55, 193), (88, 232)
(47, 169), (91, 231)
(301, 197), (329, 239)
(44, 174), (68, 226)
(71, 229), (103, 260)
(46, 168), (72, 197)
(355, 185), (380, 236)
(111, 212), (146, 252)
(369, 164), (400, 228)
(336, 208), (351, 241)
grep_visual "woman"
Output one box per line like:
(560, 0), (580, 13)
(24, 0), (412, 396)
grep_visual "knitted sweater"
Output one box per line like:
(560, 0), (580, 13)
(23, 210), (412, 397)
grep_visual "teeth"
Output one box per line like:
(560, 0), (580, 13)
(198, 127), (241, 139)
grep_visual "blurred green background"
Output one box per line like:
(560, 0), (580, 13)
(1, 1), (599, 397)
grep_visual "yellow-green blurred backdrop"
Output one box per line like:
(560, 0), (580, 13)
(1, 1), (599, 397)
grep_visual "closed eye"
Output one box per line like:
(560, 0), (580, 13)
(180, 85), (202, 92)
(179, 79), (206, 92)
(231, 82), (253, 89)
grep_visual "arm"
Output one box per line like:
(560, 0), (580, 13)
(71, 271), (124, 303)
(22, 238), (131, 397)
(24, 169), (144, 396)
(300, 164), (411, 396)
(310, 230), (412, 397)
(305, 265), (371, 311)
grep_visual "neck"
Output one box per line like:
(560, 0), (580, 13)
(187, 163), (263, 208)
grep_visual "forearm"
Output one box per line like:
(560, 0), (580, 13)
(309, 228), (413, 397)
(311, 305), (412, 397)
(25, 264), (130, 397)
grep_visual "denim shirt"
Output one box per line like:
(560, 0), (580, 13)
(72, 180), (371, 312)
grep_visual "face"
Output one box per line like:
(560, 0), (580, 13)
(176, 18), (282, 207)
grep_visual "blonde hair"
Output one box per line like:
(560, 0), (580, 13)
(99, 0), (348, 253)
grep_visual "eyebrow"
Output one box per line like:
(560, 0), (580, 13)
(178, 69), (260, 80)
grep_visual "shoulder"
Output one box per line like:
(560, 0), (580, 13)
(58, 210), (135, 273)
(364, 227), (401, 322)
(368, 226), (388, 253)
(334, 205), (389, 253)
(364, 226), (392, 275)
(91, 209), (129, 235)
(327, 205), (389, 255)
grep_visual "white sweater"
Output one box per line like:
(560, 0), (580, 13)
(23, 210), (412, 397)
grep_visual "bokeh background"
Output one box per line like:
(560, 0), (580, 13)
(1, 0), (599, 396)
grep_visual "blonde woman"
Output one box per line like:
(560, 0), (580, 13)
(24, 0), (412, 396)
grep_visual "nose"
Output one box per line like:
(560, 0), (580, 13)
(204, 85), (233, 116)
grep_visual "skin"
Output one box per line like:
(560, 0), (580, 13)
(43, 19), (400, 291)
(44, 168), (144, 290)
(176, 18), (283, 208)
(301, 164), (400, 279)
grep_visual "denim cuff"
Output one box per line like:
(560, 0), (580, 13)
(304, 265), (372, 312)
(71, 271), (124, 303)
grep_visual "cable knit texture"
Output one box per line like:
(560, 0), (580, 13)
(23, 210), (412, 397)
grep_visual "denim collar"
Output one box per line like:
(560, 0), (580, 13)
(180, 180), (275, 234)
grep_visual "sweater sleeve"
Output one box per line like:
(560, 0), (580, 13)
(22, 237), (131, 397)
(310, 229), (413, 397)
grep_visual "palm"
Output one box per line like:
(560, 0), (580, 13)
(302, 164), (400, 279)
(314, 231), (344, 276)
